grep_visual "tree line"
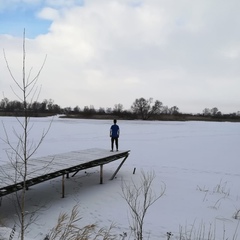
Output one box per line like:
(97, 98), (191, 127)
(0, 96), (239, 120)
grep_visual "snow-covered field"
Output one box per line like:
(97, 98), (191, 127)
(0, 117), (240, 239)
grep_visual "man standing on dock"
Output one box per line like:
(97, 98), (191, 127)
(110, 119), (120, 151)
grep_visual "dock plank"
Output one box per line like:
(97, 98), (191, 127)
(0, 148), (130, 197)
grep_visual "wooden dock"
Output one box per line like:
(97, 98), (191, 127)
(0, 148), (130, 198)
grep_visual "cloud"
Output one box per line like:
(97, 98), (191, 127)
(37, 7), (60, 20)
(1, 0), (240, 113)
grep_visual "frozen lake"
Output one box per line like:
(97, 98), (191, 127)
(0, 117), (240, 239)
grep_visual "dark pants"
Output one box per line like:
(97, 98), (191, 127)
(111, 137), (118, 151)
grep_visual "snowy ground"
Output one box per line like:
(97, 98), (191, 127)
(0, 117), (240, 239)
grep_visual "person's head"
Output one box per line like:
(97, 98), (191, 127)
(113, 119), (117, 124)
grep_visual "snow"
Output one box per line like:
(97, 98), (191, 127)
(0, 117), (240, 239)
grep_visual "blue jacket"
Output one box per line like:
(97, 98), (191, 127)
(110, 124), (120, 138)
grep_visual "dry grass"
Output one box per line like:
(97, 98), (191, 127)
(46, 205), (116, 240)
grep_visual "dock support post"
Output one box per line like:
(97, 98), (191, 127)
(110, 154), (129, 180)
(100, 164), (103, 184)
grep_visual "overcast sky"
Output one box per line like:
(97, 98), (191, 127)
(0, 0), (240, 114)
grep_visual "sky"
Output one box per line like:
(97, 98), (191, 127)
(0, 0), (240, 114)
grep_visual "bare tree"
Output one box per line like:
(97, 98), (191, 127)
(113, 103), (124, 114)
(121, 171), (166, 240)
(169, 106), (179, 115)
(2, 29), (49, 240)
(203, 108), (211, 116)
(203, 107), (222, 116)
(0, 97), (9, 109)
(131, 97), (163, 120)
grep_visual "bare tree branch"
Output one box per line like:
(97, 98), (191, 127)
(2, 29), (49, 240)
(122, 170), (166, 240)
